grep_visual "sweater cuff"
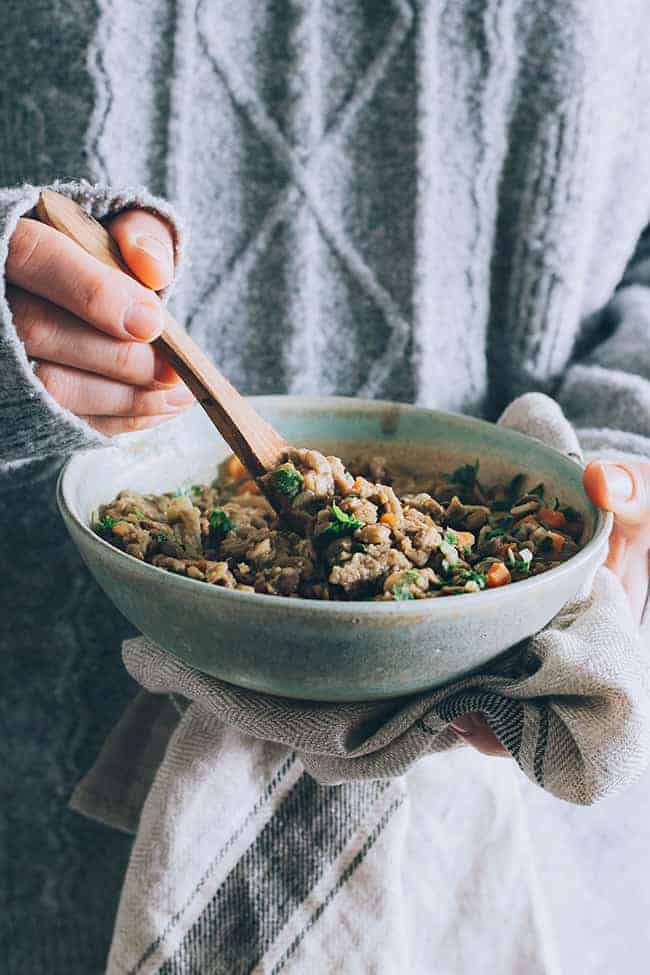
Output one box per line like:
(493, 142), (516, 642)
(0, 179), (185, 465)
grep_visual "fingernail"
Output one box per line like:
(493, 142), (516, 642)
(602, 463), (634, 505)
(165, 385), (194, 407)
(124, 300), (163, 341)
(135, 234), (174, 277)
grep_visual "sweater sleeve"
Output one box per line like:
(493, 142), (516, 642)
(0, 179), (185, 465)
(557, 239), (650, 463)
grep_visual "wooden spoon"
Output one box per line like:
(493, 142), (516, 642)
(36, 190), (289, 478)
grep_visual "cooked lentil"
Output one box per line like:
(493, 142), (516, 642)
(93, 450), (585, 601)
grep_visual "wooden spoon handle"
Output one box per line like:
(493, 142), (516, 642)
(36, 190), (288, 476)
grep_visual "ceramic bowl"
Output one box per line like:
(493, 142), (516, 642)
(58, 396), (612, 701)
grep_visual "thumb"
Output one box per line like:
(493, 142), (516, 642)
(583, 459), (650, 527)
(107, 209), (175, 291)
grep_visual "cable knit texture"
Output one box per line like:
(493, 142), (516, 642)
(2, 2), (650, 973)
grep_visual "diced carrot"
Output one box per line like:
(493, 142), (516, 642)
(226, 455), (247, 480)
(111, 521), (130, 537)
(352, 477), (366, 492)
(455, 530), (475, 549)
(512, 514), (538, 528)
(486, 561), (511, 588)
(236, 479), (260, 496)
(547, 531), (566, 555)
(380, 513), (398, 528)
(538, 507), (567, 531)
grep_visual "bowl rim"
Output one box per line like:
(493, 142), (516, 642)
(58, 394), (613, 617)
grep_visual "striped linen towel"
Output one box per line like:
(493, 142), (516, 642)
(71, 393), (650, 974)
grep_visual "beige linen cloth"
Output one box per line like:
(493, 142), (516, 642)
(71, 393), (650, 975)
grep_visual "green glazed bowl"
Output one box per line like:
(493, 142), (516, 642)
(58, 396), (612, 701)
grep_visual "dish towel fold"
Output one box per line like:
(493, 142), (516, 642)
(71, 392), (650, 975)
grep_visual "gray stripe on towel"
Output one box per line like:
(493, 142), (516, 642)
(270, 791), (406, 974)
(131, 752), (298, 975)
(157, 776), (394, 975)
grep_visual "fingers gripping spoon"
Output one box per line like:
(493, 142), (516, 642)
(36, 190), (289, 478)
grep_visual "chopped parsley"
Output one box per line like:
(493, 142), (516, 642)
(444, 530), (457, 546)
(155, 532), (167, 544)
(444, 459), (479, 489)
(513, 560), (531, 573)
(440, 538), (459, 565)
(318, 503), (364, 544)
(461, 569), (486, 589)
(508, 547), (533, 572)
(389, 569), (422, 600)
(404, 569), (423, 583)
(173, 483), (200, 498)
(208, 508), (233, 540)
(484, 528), (504, 540)
(96, 515), (119, 534)
(332, 503), (363, 530)
(391, 584), (415, 601)
(484, 516), (513, 540)
(268, 464), (304, 499)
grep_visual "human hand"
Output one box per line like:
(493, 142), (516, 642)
(583, 459), (650, 625)
(7, 208), (194, 435)
(451, 458), (650, 757)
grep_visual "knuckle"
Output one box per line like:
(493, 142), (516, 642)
(8, 221), (48, 277)
(21, 314), (52, 355)
(130, 387), (152, 415)
(12, 295), (64, 359)
(77, 275), (110, 321)
(112, 340), (139, 379)
(37, 364), (69, 406)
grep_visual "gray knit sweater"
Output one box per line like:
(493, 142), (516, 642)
(2, 2), (650, 973)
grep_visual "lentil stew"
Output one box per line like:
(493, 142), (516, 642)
(93, 449), (585, 601)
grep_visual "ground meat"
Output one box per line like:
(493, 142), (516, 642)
(380, 566), (440, 599)
(329, 548), (410, 595)
(401, 493), (445, 519)
(326, 455), (356, 494)
(166, 496), (202, 557)
(283, 448), (336, 497)
(337, 496), (379, 524)
(355, 523), (391, 546)
(95, 452), (585, 601)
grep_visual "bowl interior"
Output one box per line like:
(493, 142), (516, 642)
(63, 395), (602, 559)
